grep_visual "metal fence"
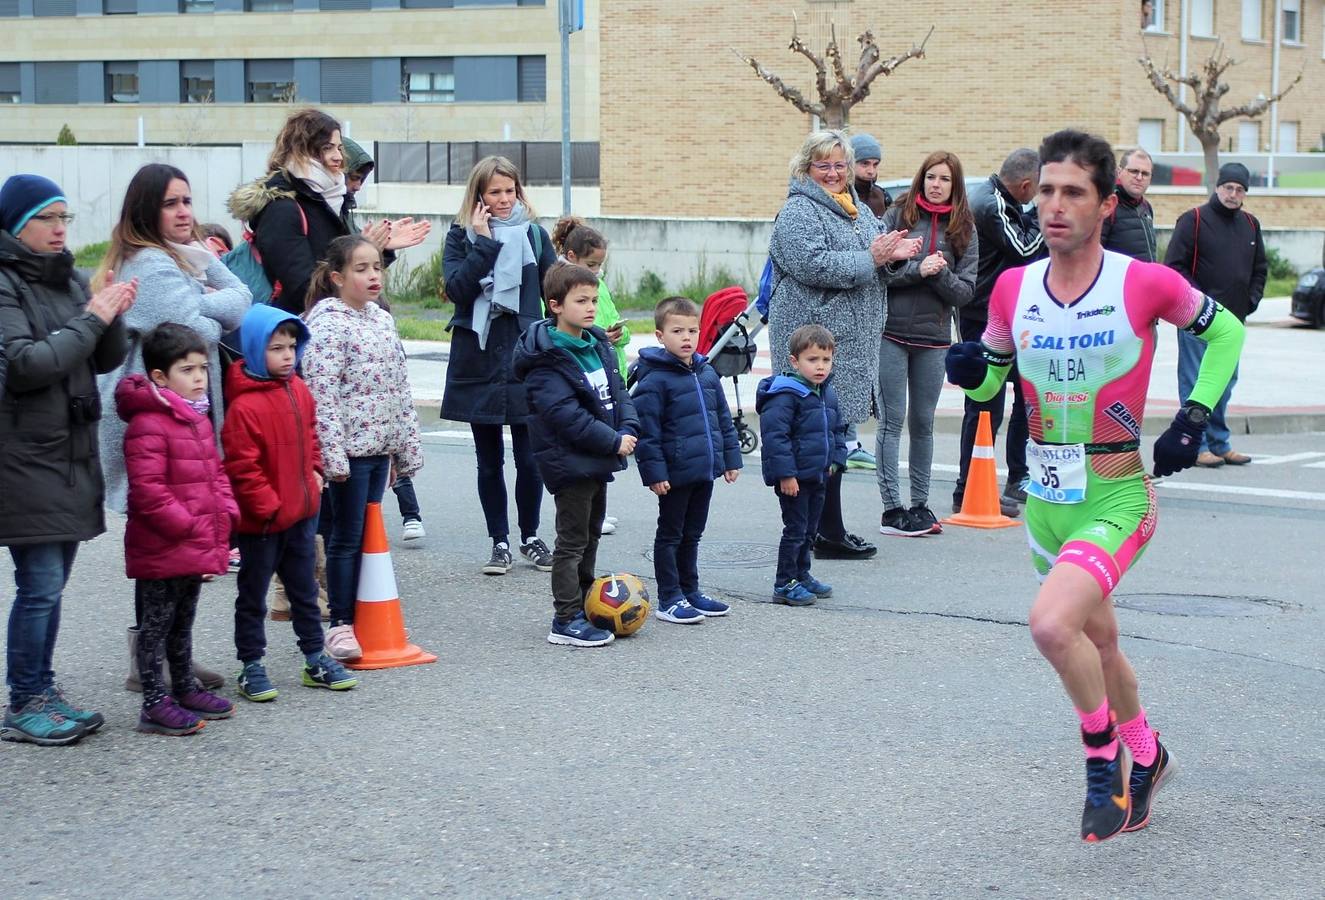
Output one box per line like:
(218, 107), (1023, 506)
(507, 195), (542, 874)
(373, 141), (599, 185)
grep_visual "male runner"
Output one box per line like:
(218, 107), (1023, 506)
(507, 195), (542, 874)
(945, 130), (1243, 842)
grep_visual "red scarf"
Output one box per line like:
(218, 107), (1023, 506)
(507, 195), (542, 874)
(915, 195), (953, 256)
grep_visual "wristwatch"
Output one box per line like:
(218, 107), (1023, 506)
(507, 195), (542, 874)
(1178, 403), (1210, 427)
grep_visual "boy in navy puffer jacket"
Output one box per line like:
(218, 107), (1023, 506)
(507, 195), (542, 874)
(756, 324), (849, 606)
(633, 297), (743, 624)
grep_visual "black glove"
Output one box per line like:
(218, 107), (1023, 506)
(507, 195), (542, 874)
(945, 341), (988, 389)
(1152, 405), (1208, 477)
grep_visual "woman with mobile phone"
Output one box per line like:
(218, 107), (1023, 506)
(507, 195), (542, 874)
(441, 156), (557, 577)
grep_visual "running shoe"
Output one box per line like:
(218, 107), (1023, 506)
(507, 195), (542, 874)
(325, 624), (363, 662)
(227, 547), (241, 574)
(686, 592), (730, 617)
(600, 519), (617, 535)
(772, 581), (817, 606)
(1124, 737), (1174, 832)
(0, 696), (85, 746)
(798, 575), (833, 598)
(402, 519), (426, 543)
(1003, 480), (1028, 504)
(880, 507), (929, 537)
(137, 697), (205, 736)
(1081, 744), (1132, 843)
(845, 446), (877, 470)
(43, 685), (105, 734)
(656, 597), (705, 624)
(302, 653), (359, 691)
(908, 505), (942, 534)
(547, 614), (615, 647)
(483, 542), (514, 576)
(520, 538), (554, 572)
(236, 661), (279, 703)
(174, 688), (235, 720)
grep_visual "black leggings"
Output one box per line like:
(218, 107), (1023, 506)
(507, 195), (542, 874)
(816, 470), (847, 541)
(471, 423), (543, 544)
(136, 576), (201, 705)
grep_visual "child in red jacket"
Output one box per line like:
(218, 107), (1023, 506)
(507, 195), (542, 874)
(222, 305), (358, 702)
(117, 324), (239, 735)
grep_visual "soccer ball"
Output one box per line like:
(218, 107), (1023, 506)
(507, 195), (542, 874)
(584, 574), (651, 636)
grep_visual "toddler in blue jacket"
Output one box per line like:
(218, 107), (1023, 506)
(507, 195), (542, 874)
(755, 324), (849, 606)
(633, 297), (743, 624)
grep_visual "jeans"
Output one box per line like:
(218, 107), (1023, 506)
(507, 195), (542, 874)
(876, 338), (946, 509)
(775, 480), (827, 586)
(1177, 328), (1239, 455)
(392, 474), (421, 522)
(326, 455), (390, 625)
(6, 541), (78, 709)
(235, 515), (324, 662)
(136, 576), (201, 705)
(956, 316), (1029, 494)
(472, 423), (543, 544)
(551, 478), (607, 621)
(652, 481), (714, 601)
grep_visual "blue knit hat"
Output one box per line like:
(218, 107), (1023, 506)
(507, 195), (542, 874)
(0, 174), (67, 236)
(850, 133), (883, 163)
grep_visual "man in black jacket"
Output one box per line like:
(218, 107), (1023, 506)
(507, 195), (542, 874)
(954, 149), (1045, 514)
(1163, 162), (1265, 467)
(1101, 148), (1158, 262)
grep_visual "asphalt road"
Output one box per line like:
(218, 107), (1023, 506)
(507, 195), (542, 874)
(3, 428), (1323, 898)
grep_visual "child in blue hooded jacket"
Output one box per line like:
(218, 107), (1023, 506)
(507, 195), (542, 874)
(755, 324), (848, 607)
(632, 296), (742, 624)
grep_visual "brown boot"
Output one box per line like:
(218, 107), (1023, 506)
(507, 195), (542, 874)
(316, 535), (331, 621)
(268, 577), (292, 621)
(126, 626), (224, 691)
(1195, 451), (1225, 468)
(1221, 450), (1252, 465)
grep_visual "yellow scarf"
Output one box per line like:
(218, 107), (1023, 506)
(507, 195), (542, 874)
(828, 190), (858, 219)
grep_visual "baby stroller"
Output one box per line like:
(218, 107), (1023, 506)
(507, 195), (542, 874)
(698, 285), (765, 454)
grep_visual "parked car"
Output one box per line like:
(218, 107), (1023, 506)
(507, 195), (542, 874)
(1291, 266), (1325, 328)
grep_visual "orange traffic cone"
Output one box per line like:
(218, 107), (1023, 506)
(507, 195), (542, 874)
(943, 411), (1021, 530)
(347, 502), (437, 670)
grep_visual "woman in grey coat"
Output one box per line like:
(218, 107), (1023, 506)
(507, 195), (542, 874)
(876, 151), (978, 538)
(766, 130), (921, 560)
(94, 164), (250, 692)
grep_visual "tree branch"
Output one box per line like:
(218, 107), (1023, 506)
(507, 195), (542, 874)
(827, 22), (851, 95)
(1216, 65), (1305, 123)
(787, 12), (830, 104)
(850, 24), (933, 104)
(730, 47), (823, 118)
(1137, 55), (1194, 117)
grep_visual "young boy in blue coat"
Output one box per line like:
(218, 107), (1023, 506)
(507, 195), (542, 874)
(755, 324), (849, 606)
(512, 262), (640, 647)
(633, 297), (743, 624)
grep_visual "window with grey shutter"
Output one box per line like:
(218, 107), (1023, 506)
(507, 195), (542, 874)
(403, 57), (454, 103)
(106, 61), (139, 103)
(104, 0), (137, 13)
(401, 0), (452, 7)
(0, 63), (19, 104)
(246, 0), (293, 10)
(319, 0), (370, 9)
(182, 60), (215, 103)
(181, 0), (215, 12)
(34, 0), (76, 15)
(0, 0), (19, 16)
(247, 59), (295, 103)
(517, 56), (545, 102)
(320, 59), (372, 104)
(34, 63), (79, 104)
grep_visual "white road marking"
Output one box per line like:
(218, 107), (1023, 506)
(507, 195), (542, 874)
(1250, 452), (1325, 465)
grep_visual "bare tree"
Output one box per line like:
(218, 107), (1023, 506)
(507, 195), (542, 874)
(732, 16), (933, 129)
(1138, 40), (1303, 189)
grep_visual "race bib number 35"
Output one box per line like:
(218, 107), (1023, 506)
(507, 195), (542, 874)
(1026, 442), (1087, 504)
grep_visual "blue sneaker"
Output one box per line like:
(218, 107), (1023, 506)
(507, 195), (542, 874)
(846, 446), (876, 470)
(302, 653), (359, 691)
(1, 696), (86, 746)
(237, 661), (279, 702)
(656, 597), (705, 624)
(772, 580), (817, 606)
(548, 614), (615, 647)
(686, 592), (730, 617)
(43, 685), (105, 734)
(798, 575), (833, 598)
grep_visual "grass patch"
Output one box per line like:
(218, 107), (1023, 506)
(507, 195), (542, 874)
(395, 317), (451, 342)
(74, 241), (108, 269)
(386, 246), (447, 307)
(611, 263), (748, 311)
(1265, 276), (1297, 297)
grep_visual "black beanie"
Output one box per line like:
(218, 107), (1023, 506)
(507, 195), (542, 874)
(1216, 162), (1250, 190)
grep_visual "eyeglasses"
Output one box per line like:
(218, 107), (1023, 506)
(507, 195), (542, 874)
(30, 213), (75, 225)
(810, 162), (850, 174)
(1123, 168), (1153, 179)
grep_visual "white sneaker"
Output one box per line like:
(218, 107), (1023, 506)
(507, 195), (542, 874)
(600, 519), (617, 535)
(604, 516), (618, 526)
(402, 519), (426, 543)
(325, 624), (363, 661)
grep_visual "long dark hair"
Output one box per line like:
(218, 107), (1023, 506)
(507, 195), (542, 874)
(305, 234), (379, 313)
(94, 163), (197, 290)
(896, 150), (974, 260)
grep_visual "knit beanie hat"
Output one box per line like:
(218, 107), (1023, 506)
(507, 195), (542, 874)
(0, 174), (67, 236)
(851, 133), (883, 163)
(1216, 162), (1250, 190)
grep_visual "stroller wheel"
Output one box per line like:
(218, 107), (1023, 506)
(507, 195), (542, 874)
(738, 424), (759, 455)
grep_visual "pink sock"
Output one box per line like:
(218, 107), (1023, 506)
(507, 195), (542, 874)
(1117, 709), (1158, 767)
(1076, 700), (1117, 760)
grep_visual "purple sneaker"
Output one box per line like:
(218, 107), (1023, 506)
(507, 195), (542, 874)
(174, 688), (235, 720)
(137, 697), (205, 736)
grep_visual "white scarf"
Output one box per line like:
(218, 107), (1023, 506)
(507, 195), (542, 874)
(465, 202), (536, 351)
(167, 240), (218, 285)
(290, 159), (347, 216)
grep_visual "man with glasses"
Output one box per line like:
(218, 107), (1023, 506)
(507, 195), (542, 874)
(1100, 148), (1157, 262)
(1163, 162), (1265, 467)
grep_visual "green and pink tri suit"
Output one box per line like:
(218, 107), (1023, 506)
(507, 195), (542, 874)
(967, 250), (1243, 594)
